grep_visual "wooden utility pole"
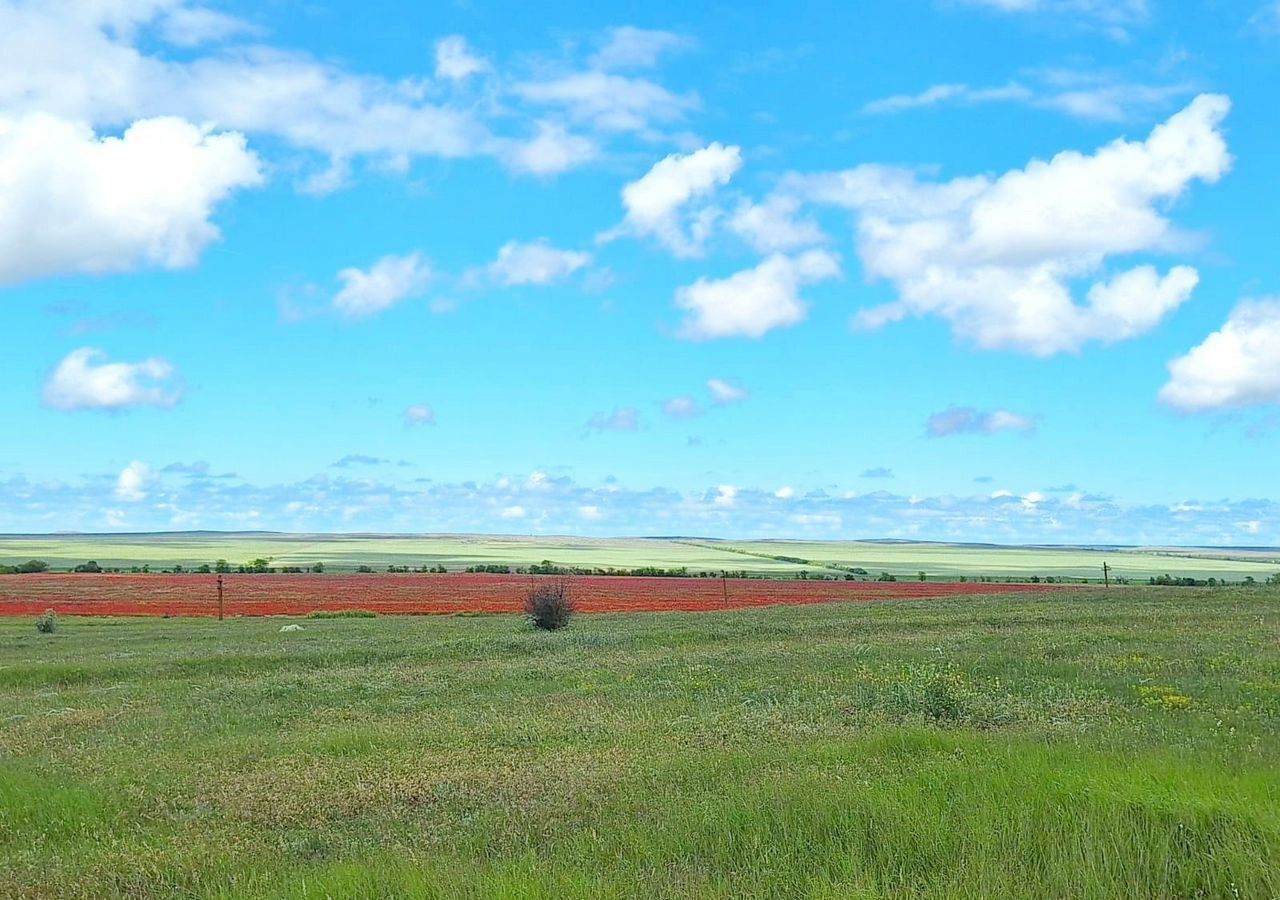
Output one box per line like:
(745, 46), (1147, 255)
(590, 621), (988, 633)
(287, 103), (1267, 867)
(217, 574), (225, 621)
(722, 571), (728, 606)
(1102, 562), (1111, 588)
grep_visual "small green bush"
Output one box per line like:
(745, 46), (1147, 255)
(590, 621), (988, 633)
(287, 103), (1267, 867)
(306, 610), (378, 619)
(35, 609), (58, 634)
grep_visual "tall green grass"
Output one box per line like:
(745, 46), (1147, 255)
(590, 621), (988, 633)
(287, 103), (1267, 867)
(1, 587), (1277, 897)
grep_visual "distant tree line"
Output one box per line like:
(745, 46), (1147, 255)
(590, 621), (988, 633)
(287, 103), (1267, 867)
(0, 560), (49, 574)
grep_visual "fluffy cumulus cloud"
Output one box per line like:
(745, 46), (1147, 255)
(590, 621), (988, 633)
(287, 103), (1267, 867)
(115, 461), (154, 502)
(486, 240), (592, 286)
(926, 406), (1038, 437)
(675, 250), (840, 340)
(43, 348), (182, 411)
(0, 113), (261, 284)
(333, 253), (432, 317)
(778, 94), (1230, 355)
(1159, 299), (1280, 412)
(602, 143), (742, 257)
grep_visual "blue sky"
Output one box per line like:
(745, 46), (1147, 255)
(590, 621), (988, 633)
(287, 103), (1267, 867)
(2, 0), (1279, 543)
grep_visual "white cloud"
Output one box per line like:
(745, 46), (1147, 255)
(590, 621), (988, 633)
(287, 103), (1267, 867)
(1250, 1), (1280, 35)
(862, 78), (1188, 123)
(514, 71), (697, 135)
(661, 396), (701, 419)
(158, 5), (255, 46)
(787, 94), (1229, 355)
(497, 120), (598, 176)
(864, 83), (1005, 114)
(956, 0), (1149, 29)
(0, 4), (683, 190)
(43, 347), (182, 411)
(1040, 81), (1193, 122)
(434, 35), (489, 81)
(5, 464), (1278, 544)
(1159, 299), (1280, 412)
(0, 113), (261, 284)
(589, 27), (692, 70)
(404, 404), (436, 426)
(728, 194), (827, 254)
(333, 253), (431, 317)
(587, 408), (640, 432)
(115, 461), (153, 502)
(602, 142), (742, 257)
(775, 486), (795, 499)
(926, 406), (1038, 437)
(706, 378), (749, 405)
(713, 485), (738, 507)
(500, 505), (527, 519)
(578, 504), (604, 521)
(486, 240), (592, 286)
(675, 250), (840, 340)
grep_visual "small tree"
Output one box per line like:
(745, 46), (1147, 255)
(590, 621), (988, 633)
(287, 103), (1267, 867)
(36, 609), (57, 634)
(526, 579), (574, 631)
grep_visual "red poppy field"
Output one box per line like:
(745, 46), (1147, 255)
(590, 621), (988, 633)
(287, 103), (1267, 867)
(0, 573), (1076, 617)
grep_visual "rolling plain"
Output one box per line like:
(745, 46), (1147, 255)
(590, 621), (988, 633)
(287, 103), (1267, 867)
(1, 534), (1278, 897)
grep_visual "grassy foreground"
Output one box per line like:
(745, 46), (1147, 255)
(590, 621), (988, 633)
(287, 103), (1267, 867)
(1, 589), (1278, 898)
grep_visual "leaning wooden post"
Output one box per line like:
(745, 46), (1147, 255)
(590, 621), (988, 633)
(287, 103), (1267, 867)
(722, 571), (728, 606)
(1102, 562), (1111, 588)
(217, 574), (225, 621)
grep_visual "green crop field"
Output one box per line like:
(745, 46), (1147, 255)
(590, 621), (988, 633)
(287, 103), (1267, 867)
(713, 539), (1280, 581)
(2, 587), (1278, 898)
(0, 534), (807, 576)
(2, 533), (1279, 581)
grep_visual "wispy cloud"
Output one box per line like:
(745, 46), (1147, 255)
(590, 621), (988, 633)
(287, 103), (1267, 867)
(586, 407), (640, 432)
(926, 407), (1038, 437)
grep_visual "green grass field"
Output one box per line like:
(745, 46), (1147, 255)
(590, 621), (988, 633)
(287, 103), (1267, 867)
(2, 588), (1278, 898)
(2, 532), (1279, 581)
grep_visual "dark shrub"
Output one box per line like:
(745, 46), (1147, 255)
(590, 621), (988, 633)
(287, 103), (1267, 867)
(525, 579), (574, 631)
(36, 609), (57, 634)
